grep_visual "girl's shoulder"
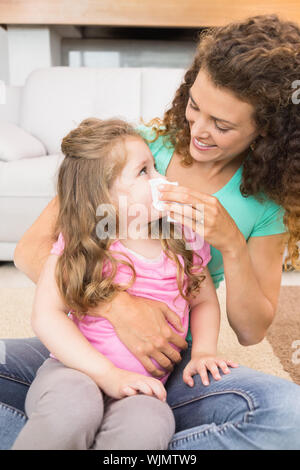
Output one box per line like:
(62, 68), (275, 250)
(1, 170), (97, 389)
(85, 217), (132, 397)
(182, 225), (212, 268)
(50, 232), (65, 256)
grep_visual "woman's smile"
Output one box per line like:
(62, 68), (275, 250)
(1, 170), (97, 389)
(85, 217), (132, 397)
(192, 137), (217, 151)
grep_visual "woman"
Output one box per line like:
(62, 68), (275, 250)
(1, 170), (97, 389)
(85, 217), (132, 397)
(2, 14), (300, 450)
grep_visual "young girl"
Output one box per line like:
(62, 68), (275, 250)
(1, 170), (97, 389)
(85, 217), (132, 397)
(12, 118), (238, 450)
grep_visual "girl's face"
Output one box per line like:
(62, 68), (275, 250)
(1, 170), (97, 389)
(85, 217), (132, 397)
(110, 136), (166, 225)
(185, 68), (262, 164)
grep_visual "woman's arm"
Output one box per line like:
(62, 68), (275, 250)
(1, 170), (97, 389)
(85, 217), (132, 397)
(222, 232), (286, 345)
(14, 196), (59, 283)
(159, 185), (286, 346)
(13, 196), (187, 376)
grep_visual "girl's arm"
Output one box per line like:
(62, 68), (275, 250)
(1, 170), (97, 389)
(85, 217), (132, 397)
(14, 196), (59, 283)
(32, 253), (167, 401)
(32, 253), (116, 384)
(188, 267), (221, 356)
(183, 267), (238, 387)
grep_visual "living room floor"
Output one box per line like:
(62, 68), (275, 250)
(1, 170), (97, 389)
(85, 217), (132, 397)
(1, 260), (299, 385)
(0, 261), (300, 288)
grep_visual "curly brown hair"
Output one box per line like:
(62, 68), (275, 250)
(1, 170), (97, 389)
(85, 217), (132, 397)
(150, 14), (300, 269)
(53, 118), (204, 318)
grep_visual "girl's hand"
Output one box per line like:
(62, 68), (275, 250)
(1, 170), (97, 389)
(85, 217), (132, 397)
(182, 353), (239, 387)
(100, 366), (167, 402)
(159, 184), (243, 254)
(88, 292), (188, 379)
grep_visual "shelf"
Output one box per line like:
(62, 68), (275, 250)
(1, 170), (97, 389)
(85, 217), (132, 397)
(0, 0), (299, 27)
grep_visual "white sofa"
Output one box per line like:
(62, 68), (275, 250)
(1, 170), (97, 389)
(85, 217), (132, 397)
(0, 66), (185, 261)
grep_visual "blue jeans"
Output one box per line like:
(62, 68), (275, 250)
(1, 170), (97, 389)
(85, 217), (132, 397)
(1, 337), (300, 450)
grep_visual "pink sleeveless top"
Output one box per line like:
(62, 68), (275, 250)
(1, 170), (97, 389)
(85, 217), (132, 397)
(50, 229), (211, 383)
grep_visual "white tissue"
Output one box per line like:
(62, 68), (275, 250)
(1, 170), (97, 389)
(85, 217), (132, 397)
(149, 178), (179, 223)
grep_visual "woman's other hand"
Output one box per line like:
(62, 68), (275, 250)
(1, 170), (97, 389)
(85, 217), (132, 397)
(89, 292), (188, 378)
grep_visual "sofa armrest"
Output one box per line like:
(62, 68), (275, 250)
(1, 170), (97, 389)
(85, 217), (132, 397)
(0, 121), (47, 162)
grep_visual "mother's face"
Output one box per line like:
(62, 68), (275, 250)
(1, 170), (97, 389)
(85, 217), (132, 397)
(185, 68), (262, 164)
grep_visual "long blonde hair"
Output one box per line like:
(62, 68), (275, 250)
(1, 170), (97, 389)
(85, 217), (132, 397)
(53, 117), (205, 319)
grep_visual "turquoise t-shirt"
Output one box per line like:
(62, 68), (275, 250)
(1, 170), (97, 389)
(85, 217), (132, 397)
(138, 125), (287, 341)
(138, 125), (286, 340)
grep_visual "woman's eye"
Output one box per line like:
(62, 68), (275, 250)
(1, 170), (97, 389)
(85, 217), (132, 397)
(189, 101), (198, 111)
(189, 99), (230, 133)
(215, 122), (230, 133)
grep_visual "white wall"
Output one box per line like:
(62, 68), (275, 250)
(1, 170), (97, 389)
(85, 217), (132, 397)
(50, 27), (63, 67)
(0, 26), (63, 121)
(62, 38), (196, 69)
(0, 26), (9, 84)
(6, 26), (63, 87)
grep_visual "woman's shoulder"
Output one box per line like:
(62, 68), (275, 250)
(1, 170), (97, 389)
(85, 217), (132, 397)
(249, 194), (286, 237)
(211, 163), (285, 239)
(136, 123), (174, 175)
(136, 123), (173, 151)
(136, 123), (159, 141)
(222, 167), (286, 237)
(221, 164), (283, 211)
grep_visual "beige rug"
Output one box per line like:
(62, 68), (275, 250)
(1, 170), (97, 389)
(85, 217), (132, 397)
(266, 286), (300, 384)
(216, 284), (293, 382)
(0, 281), (295, 383)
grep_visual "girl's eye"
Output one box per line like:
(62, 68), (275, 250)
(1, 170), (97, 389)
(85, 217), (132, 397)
(139, 166), (147, 176)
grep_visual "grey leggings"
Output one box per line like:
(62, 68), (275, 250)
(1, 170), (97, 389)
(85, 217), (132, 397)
(12, 358), (175, 450)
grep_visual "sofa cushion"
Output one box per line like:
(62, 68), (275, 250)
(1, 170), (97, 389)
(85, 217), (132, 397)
(20, 67), (142, 155)
(0, 154), (63, 244)
(0, 121), (47, 162)
(0, 153), (63, 197)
